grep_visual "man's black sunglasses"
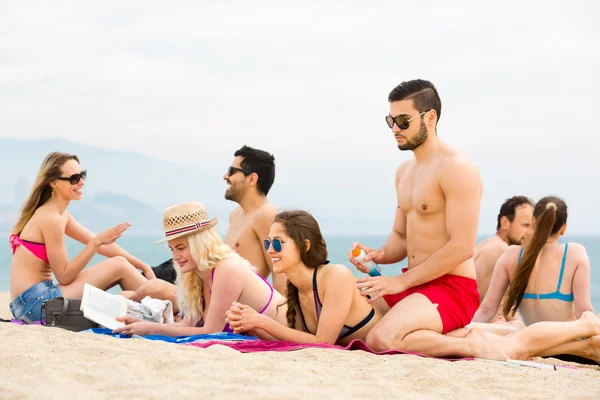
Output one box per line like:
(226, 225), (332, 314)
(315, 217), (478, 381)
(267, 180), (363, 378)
(57, 170), (87, 185)
(385, 110), (428, 130)
(227, 166), (250, 176)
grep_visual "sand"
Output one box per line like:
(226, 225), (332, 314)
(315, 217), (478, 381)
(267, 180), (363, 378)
(0, 291), (599, 400)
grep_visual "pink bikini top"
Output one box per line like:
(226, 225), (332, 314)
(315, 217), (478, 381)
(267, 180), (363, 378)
(9, 234), (49, 264)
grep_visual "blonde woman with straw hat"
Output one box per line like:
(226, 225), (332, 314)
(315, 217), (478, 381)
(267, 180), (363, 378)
(113, 202), (287, 336)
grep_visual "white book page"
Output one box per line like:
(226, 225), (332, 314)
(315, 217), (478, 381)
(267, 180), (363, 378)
(80, 283), (128, 329)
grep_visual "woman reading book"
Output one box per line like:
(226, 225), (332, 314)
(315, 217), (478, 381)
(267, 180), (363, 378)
(9, 152), (154, 322)
(224, 210), (382, 345)
(113, 201), (287, 336)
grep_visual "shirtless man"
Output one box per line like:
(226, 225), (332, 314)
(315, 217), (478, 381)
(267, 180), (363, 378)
(473, 196), (533, 325)
(222, 145), (285, 295)
(131, 146), (284, 311)
(475, 197), (533, 298)
(351, 79), (484, 355)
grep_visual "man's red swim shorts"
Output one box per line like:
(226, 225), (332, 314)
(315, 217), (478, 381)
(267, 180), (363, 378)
(383, 268), (480, 334)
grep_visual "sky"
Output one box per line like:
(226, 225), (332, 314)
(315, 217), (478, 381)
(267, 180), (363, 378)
(1, 1), (599, 234)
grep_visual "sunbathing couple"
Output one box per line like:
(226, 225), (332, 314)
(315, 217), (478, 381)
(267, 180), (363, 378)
(9, 79), (599, 364)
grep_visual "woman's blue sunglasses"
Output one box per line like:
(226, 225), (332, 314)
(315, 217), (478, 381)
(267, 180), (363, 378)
(264, 238), (284, 252)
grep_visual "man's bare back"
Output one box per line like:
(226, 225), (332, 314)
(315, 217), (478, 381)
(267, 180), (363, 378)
(473, 236), (521, 324)
(225, 202), (278, 280)
(474, 235), (508, 298)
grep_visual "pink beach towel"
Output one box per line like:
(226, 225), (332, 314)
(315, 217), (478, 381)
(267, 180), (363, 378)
(187, 338), (472, 361)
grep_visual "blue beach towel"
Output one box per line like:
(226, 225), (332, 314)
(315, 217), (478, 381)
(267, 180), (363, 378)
(85, 328), (257, 343)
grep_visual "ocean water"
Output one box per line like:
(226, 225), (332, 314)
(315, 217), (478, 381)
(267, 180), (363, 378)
(1, 234), (598, 311)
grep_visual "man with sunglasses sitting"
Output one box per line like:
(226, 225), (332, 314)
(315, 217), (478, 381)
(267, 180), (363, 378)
(132, 146), (283, 312)
(222, 145), (283, 294)
(351, 79), (484, 357)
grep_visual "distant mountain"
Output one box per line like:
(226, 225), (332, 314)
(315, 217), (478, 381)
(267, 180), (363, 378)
(0, 138), (233, 234)
(68, 192), (162, 234)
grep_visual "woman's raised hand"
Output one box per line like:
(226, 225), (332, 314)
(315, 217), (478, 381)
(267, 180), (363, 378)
(94, 222), (131, 246)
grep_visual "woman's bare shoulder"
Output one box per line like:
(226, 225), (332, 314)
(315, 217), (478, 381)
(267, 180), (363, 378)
(24, 204), (64, 231)
(503, 245), (523, 257)
(567, 242), (589, 259)
(321, 264), (355, 284)
(215, 256), (252, 276)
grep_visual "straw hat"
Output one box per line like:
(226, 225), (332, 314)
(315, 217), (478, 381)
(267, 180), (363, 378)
(155, 202), (219, 244)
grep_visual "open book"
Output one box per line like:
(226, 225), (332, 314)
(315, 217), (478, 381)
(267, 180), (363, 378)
(80, 283), (128, 330)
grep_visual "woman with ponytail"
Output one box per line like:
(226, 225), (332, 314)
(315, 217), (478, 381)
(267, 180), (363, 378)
(9, 152), (155, 322)
(473, 196), (593, 326)
(225, 210), (381, 345)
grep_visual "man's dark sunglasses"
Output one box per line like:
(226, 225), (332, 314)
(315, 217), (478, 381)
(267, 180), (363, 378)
(264, 238), (284, 252)
(57, 170), (87, 185)
(228, 166), (250, 176)
(385, 110), (427, 130)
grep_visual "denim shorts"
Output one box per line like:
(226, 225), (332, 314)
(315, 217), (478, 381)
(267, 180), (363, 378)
(9, 280), (63, 322)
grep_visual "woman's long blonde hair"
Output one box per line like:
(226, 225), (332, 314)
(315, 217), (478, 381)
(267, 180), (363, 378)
(12, 152), (80, 235)
(175, 227), (239, 325)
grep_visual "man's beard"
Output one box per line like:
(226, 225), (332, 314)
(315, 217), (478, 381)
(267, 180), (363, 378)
(225, 182), (246, 203)
(398, 119), (428, 151)
(507, 233), (523, 246)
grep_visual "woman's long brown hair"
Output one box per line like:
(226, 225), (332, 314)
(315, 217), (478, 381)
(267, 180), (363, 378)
(12, 152), (79, 235)
(503, 196), (568, 317)
(274, 210), (328, 328)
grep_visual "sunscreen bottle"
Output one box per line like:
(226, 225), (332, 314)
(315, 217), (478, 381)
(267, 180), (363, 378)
(351, 248), (382, 277)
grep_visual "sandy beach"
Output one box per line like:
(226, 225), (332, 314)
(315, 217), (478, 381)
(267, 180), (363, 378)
(0, 292), (599, 400)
